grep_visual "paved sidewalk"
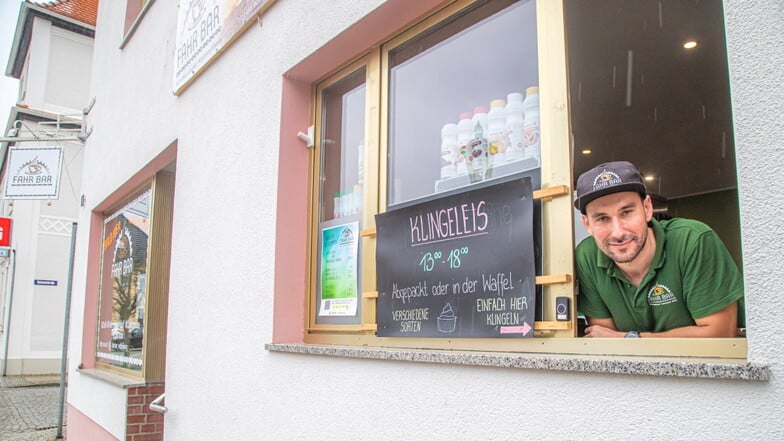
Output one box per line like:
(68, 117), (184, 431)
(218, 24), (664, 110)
(0, 375), (66, 441)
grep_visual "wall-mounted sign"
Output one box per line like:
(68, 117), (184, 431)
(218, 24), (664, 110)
(34, 279), (58, 286)
(0, 217), (12, 247)
(375, 178), (537, 338)
(3, 146), (63, 200)
(173, 0), (276, 94)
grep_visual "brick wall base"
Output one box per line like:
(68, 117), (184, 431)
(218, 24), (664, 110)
(126, 384), (165, 441)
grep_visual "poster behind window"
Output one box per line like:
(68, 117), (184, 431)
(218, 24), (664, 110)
(319, 222), (359, 316)
(96, 187), (151, 371)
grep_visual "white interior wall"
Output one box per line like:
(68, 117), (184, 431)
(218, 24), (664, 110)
(66, 0), (784, 439)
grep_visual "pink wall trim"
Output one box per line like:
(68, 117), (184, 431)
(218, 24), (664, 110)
(272, 76), (310, 343)
(80, 210), (105, 368)
(272, 0), (446, 343)
(67, 404), (120, 441)
(93, 142), (178, 213)
(80, 141), (178, 367)
(124, 0), (143, 35)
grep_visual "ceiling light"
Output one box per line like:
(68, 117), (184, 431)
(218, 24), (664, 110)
(683, 40), (698, 49)
(581, 149), (592, 155)
(644, 175), (656, 181)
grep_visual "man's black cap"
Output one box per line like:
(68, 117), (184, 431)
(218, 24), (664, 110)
(574, 161), (647, 212)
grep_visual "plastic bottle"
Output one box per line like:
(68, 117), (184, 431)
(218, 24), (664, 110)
(505, 92), (525, 162)
(333, 192), (341, 219)
(353, 184), (363, 215)
(440, 123), (458, 179)
(456, 112), (474, 175)
(523, 86), (541, 164)
(345, 190), (353, 217)
(357, 143), (364, 186)
(468, 119), (488, 181)
(471, 106), (488, 140)
(470, 106), (489, 180)
(486, 99), (508, 166)
(339, 191), (348, 218)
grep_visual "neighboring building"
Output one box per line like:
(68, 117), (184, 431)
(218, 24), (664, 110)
(0, 0), (96, 375)
(67, 1), (782, 440)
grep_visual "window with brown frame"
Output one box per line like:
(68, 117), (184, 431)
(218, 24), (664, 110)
(95, 170), (174, 380)
(304, 0), (746, 359)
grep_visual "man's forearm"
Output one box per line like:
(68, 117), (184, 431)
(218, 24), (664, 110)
(644, 302), (739, 337)
(640, 324), (735, 338)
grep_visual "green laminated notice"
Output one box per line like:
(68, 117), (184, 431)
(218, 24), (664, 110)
(319, 222), (359, 316)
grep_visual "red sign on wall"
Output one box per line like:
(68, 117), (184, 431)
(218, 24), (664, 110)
(0, 217), (12, 247)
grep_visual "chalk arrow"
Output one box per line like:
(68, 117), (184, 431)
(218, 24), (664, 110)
(521, 322), (532, 336)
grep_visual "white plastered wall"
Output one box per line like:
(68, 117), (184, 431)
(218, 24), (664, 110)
(66, 0), (784, 440)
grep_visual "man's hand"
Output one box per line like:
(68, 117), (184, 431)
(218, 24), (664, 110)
(584, 324), (625, 338)
(583, 317), (624, 338)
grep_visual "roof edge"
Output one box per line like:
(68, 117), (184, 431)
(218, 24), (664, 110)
(5, 1), (96, 79)
(4, 2), (29, 79)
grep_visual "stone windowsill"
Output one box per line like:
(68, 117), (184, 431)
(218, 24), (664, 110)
(77, 367), (163, 389)
(265, 343), (769, 381)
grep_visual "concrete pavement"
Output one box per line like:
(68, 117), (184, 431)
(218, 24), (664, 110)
(0, 375), (66, 441)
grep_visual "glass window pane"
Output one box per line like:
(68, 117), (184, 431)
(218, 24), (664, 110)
(319, 68), (366, 222)
(387, 0), (539, 207)
(316, 67), (366, 325)
(96, 185), (151, 371)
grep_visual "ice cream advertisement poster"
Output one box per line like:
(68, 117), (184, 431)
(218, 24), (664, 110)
(173, 0), (276, 93)
(374, 178), (537, 338)
(319, 222), (359, 316)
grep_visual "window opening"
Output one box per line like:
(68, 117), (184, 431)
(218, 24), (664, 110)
(314, 66), (367, 325)
(565, 0), (744, 334)
(96, 184), (152, 372)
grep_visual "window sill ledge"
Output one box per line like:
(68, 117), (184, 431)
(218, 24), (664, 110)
(265, 343), (769, 381)
(77, 367), (163, 389)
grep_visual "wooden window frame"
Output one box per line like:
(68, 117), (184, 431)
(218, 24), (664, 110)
(297, 0), (746, 360)
(93, 170), (174, 382)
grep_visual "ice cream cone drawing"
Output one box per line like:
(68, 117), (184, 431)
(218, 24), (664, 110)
(437, 303), (457, 333)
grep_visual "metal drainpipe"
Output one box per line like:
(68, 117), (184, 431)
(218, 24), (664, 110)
(55, 222), (77, 440)
(2, 249), (17, 377)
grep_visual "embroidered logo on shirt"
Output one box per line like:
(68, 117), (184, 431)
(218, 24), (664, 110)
(647, 283), (678, 306)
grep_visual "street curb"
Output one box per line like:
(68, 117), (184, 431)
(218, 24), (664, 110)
(0, 375), (63, 388)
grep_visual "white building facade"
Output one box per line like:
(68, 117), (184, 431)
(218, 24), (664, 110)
(1, 0), (93, 376)
(66, 1), (783, 440)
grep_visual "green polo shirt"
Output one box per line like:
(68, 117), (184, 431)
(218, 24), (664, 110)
(576, 218), (744, 333)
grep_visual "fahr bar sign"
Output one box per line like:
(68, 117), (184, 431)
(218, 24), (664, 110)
(0, 217), (12, 247)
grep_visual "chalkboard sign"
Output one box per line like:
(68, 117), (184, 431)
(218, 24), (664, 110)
(375, 178), (536, 338)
